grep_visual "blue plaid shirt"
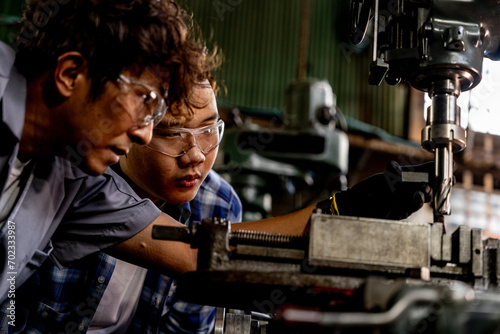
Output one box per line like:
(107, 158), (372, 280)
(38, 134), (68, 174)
(0, 170), (242, 334)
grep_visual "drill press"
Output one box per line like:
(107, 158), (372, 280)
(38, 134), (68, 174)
(350, 0), (500, 222)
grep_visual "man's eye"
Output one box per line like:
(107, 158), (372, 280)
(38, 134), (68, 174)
(156, 131), (181, 138)
(132, 89), (151, 102)
(142, 94), (155, 104)
(202, 128), (214, 134)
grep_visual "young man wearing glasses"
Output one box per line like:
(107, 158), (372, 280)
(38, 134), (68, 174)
(0, 83), (239, 333)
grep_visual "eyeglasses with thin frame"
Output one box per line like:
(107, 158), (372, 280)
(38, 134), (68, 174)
(116, 74), (167, 128)
(145, 119), (225, 158)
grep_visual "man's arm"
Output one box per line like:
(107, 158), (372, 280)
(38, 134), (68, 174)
(233, 205), (316, 235)
(107, 212), (198, 276)
(107, 206), (315, 276)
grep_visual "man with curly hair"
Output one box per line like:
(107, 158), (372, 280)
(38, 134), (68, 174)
(0, 0), (218, 300)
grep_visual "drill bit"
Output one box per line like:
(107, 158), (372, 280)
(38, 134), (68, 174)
(435, 177), (453, 216)
(434, 144), (454, 220)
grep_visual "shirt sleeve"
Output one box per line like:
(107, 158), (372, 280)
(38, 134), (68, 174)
(50, 167), (161, 267)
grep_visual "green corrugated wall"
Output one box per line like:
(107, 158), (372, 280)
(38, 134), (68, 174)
(179, 0), (408, 137)
(0, 0), (22, 46)
(0, 0), (409, 138)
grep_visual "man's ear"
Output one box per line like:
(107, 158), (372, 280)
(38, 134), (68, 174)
(54, 51), (88, 98)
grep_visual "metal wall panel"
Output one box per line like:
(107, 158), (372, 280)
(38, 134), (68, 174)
(180, 0), (409, 137)
(0, 0), (23, 45)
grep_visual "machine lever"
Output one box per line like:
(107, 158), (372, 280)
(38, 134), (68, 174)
(152, 225), (192, 244)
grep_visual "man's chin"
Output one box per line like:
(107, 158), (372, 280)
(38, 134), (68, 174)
(60, 147), (118, 175)
(168, 190), (198, 204)
(79, 157), (116, 176)
(84, 166), (109, 176)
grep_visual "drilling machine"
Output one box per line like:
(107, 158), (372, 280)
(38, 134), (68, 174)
(350, 0), (500, 223)
(152, 2), (500, 333)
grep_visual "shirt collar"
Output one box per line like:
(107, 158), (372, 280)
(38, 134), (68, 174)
(160, 202), (191, 225)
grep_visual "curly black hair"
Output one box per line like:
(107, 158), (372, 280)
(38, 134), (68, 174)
(14, 0), (220, 120)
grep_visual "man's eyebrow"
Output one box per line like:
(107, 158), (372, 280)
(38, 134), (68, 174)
(156, 113), (219, 129)
(203, 113), (219, 122)
(168, 120), (182, 127)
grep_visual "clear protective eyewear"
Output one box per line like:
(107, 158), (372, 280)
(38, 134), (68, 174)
(145, 119), (225, 158)
(116, 74), (167, 128)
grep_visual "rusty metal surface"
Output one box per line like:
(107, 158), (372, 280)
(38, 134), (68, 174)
(308, 214), (430, 271)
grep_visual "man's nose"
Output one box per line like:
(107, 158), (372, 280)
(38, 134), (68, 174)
(178, 143), (206, 166)
(128, 123), (153, 145)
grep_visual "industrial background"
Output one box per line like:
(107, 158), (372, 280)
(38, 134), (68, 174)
(2, 0), (500, 236)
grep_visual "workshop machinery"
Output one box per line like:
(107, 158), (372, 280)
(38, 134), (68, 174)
(215, 0), (349, 221)
(153, 214), (500, 334)
(350, 0), (500, 222)
(153, 1), (500, 333)
(217, 77), (349, 221)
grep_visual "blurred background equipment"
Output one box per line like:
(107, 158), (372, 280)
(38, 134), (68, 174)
(217, 78), (349, 221)
(214, 0), (349, 221)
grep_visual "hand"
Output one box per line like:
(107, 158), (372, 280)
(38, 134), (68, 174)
(333, 161), (434, 220)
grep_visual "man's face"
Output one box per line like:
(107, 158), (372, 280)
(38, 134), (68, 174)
(120, 85), (220, 204)
(63, 69), (164, 175)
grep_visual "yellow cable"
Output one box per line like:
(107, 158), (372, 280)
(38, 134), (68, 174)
(332, 193), (340, 215)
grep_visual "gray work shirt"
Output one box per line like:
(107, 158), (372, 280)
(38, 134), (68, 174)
(0, 42), (162, 301)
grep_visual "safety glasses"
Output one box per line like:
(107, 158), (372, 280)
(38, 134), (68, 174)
(145, 119), (225, 157)
(116, 74), (167, 128)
